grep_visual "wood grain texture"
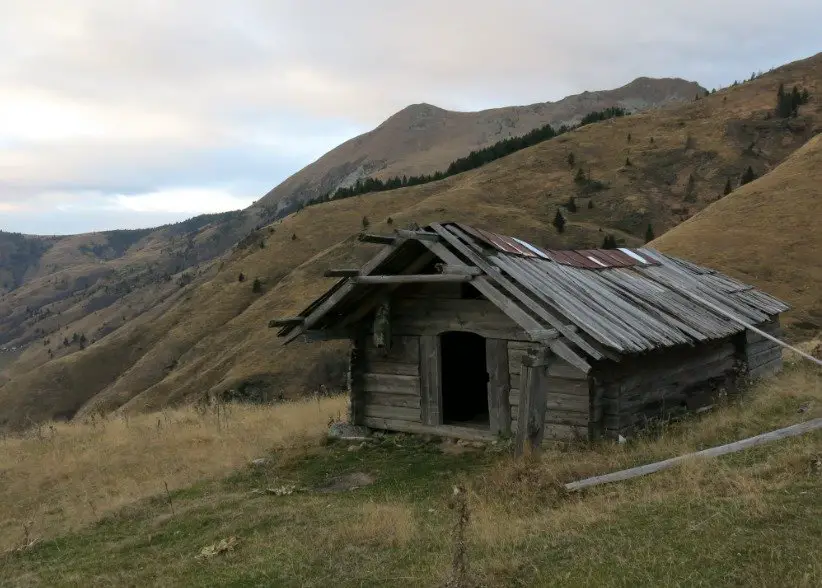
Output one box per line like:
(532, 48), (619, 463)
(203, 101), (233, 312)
(486, 338), (511, 436)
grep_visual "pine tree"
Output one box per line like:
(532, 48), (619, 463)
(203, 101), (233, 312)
(627, 133), (632, 143)
(238, 273), (245, 282)
(685, 174), (696, 200)
(625, 157), (632, 167)
(723, 178), (733, 196)
(587, 199), (594, 209)
(386, 217), (393, 225)
(601, 234), (617, 249)
(567, 152), (575, 167)
(552, 209), (566, 233)
(566, 196), (578, 213)
(644, 223), (655, 243)
(252, 278), (263, 293)
(740, 166), (756, 186)
(362, 216), (370, 230)
(574, 167), (586, 183)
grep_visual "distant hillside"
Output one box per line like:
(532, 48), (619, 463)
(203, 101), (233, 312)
(259, 77), (706, 214)
(653, 133), (822, 333)
(1, 52), (821, 430)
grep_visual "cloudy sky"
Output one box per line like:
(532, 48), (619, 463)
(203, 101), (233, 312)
(1, 1), (819, 235)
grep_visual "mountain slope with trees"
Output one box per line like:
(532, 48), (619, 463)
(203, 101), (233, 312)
(0, 52), (820, 430)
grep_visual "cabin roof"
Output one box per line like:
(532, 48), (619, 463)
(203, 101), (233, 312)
(274, 222), (789, 369)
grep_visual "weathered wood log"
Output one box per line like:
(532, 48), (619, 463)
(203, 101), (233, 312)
(486, 338), (511, 436)
(419, 335), (442, 426)
(364, 404), (421, 422)
(352, 274), (474, 284)
(364, 335), (419, 364)
(395, 229), (440, 241)
(364, 392), (421, 409)
(372, 301), (391, 352)
(348, 331), (367, 425)
(565, 418), (822, 492)
(362, 373), (419, 395)
(268, 317), (304, 328)
(434, 263), (483, 276)
(515, 349), (549, 456)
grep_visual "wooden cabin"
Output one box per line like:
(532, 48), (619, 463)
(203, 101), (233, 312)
(272, 222), (790, 444)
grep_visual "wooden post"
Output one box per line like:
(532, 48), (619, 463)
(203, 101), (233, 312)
(486, 339), (511, 436)
(372, 300), (391, 353)
(515, 348), (550, 456)
(348, 329), (367, 425)
(420, 335), (442, 426)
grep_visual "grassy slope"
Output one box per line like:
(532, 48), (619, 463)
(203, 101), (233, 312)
(1, 355), (820, 587)
(1, 53), (821, 429)
(653, 133), (822, 333)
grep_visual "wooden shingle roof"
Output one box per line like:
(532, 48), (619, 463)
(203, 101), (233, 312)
(273, 222), (790, 372)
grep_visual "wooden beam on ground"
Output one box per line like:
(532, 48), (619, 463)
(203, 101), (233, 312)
(324, 269), (360, 278)
(564, 417), (822, 492)
(268, 317), (304, 328)
(351, 274), (474, 285)
(358, 233), (396, 244)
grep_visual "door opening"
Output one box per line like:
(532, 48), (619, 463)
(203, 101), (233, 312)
(440, 331), (489, 427)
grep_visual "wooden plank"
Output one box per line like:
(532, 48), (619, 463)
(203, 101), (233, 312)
(358, 233), (396, 245)
(435, 264), (482, 276)
(364, 404), (421, 422)
(362, 418), (493, 441)
(348, 330), (367, 425)
(486, 338), (511, 436)
(419, 335), (442, 426)
(509, 358), (589, 381)
(746, 346), (782, 368)
(515, 351), (549, 456)
(324, 269), (360, 277)
(268, 317), (304, 327)
(282, 236), (411, 344)
(352, 274), (474, 284)
(372, 300), (391, 351)
(565, 418), (822, 492)
(363, 373), (419, 395)
(365, 393), (421, 409)
(510, 391), (590, 411)
(396, 229), (440, 241)
(364, 335), (420, 364)
(746, 338), (781, 356)
(748, 356), (783, 379)
(365, 361), (419, 376)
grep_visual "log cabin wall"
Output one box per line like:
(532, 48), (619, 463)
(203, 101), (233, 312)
(743, 316), (784, 379)
(590, 338), (740, 439)
(508, 343), (591, 441)
(353, 281), (529, 436)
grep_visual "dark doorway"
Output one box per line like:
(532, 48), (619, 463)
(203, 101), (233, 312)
(440, 331), (489, 427)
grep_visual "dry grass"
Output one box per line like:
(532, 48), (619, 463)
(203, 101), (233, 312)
(0, 395), (347, 551)
(654, 133), (822, 333)
(1, 360), (821, 586)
